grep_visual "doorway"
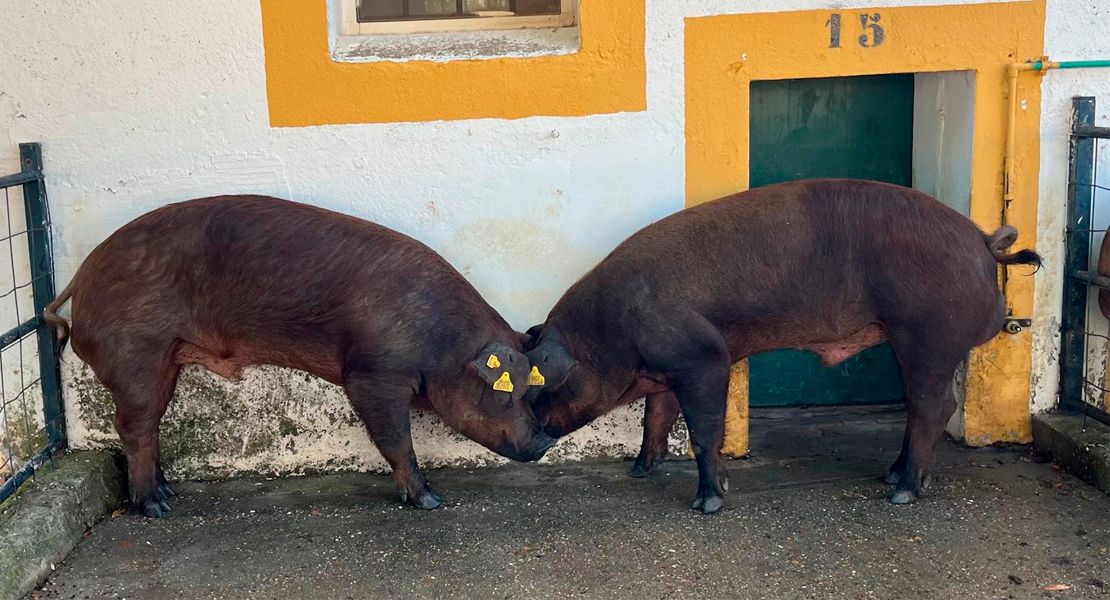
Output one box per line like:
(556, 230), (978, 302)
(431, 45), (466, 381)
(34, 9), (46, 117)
(747, 73), (913, 407)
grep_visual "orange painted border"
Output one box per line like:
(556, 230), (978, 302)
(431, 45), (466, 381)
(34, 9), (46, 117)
(260, 0), (646, 126)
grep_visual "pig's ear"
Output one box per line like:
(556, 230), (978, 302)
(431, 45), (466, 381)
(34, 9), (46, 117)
(524, 339), (576, 397)
(520, 324), (543, 351)
(472, 341), (524, 396)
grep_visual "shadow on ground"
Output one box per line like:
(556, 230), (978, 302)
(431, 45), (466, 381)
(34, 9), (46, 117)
(31, 406), (1110, 600)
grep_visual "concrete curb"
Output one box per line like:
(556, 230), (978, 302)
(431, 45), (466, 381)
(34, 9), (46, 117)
(0, 451), (124, 600)
(1032, 413), (1110, 495)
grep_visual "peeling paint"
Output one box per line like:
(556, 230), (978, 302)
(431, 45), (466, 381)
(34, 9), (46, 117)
(64, 356), (676, 480)
(1031, 1), (1110, 413)
(0, 397), (47, 478)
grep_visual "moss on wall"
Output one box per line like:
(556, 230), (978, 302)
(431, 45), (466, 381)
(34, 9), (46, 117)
(64, 357), (685, 480)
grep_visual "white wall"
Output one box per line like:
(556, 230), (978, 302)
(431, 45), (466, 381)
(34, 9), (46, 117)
(1, 0), (1107, 478)
(1030, 0), (1110, 413)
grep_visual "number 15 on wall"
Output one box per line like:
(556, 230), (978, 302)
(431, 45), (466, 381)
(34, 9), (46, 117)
(826, 13), (885, 49)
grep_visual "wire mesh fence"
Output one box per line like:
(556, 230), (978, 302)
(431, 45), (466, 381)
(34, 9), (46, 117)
(0, 143), (65, 504)
(1060, 97), (1110, 427)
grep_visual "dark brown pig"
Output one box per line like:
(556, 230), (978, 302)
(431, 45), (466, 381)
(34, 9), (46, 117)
(523, 179), (1041, 514)
(1098, 232), (1109, 319)
(44, 195), (555, 517)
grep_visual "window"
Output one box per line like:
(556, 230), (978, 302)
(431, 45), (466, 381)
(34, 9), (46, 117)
(342, 0), (576, 35)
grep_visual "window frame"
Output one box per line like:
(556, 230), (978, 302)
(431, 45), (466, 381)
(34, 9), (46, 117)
(341, 0), (577, 35)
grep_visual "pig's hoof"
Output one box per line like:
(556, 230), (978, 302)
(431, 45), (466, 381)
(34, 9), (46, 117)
(883, 470), (902, 485)
(141, 499), (172, 518)
(630, 456), (663, 478)
(691, 492), (725, 514)
(401, 487), (443, 510)
(159, 483), (178, 498)
(690, 482), (726, 514)
(414, 492), (443, 510)
(889, 490), (917, 505)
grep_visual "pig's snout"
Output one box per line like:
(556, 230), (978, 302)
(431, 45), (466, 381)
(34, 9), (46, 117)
(524, 432), (558, 461)
(500, 430), (557, 463)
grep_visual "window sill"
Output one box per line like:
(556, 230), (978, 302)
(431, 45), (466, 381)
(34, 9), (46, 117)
(331, 25), (580, 63)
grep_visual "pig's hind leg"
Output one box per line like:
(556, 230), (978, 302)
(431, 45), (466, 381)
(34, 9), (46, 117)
(100, 351), (181, 518)
(885, 328), (964, 504)
(630, 391), (681, 478)
(343, 372), (442, 510)
(643, 322), (732, 514)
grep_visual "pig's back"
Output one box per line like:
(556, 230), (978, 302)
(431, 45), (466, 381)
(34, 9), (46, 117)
(572, 179), (997, 329)
(72, 195), (501, 348)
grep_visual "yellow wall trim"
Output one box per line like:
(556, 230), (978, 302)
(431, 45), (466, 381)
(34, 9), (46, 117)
(260, 0), (646, 127)
(685, 2), (1046, 448)
(723, 360), (750, 456)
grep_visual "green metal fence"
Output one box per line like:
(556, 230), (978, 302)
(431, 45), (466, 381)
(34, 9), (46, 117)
(0, 142), (65, 504)
(1060, 97), (1110, 427)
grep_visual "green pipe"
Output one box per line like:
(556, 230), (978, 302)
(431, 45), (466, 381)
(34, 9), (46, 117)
(1032, 59), (1110, 70)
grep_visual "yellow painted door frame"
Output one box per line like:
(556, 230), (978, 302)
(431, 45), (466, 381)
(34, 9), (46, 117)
(685, 2), (1046, 454)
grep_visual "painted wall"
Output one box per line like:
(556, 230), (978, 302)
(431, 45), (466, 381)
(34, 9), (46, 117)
(0, 0), (1106, 479)
(1031, 0), (1110, 412)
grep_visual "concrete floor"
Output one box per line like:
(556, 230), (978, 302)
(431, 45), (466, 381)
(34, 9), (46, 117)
(30, 406), (1110, 600)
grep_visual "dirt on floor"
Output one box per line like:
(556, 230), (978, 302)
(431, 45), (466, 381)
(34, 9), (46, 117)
(27, 406), (1110, 600)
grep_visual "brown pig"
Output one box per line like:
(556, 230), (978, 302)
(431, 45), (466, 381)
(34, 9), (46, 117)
(523, 179), (1041, 514)
(45, 195), (555, 517)
(1099, 232), (1110, 319)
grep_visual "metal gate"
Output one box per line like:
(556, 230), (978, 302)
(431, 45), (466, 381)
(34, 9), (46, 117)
(0, 143), (65, 504)
(1060, 97), (1110, 426)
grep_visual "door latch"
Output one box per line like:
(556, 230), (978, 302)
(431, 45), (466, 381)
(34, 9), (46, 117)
(1003, 318), (1032, 335)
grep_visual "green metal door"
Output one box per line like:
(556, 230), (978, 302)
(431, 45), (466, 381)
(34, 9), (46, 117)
(748, 74), (913, 406)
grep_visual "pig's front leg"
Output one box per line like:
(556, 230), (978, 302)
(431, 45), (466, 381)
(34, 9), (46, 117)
(667, 349), (731, 514)
(673, 370), (731, 514)
(344, 372), (442, 510)
(643, 324), (731, 514)
(630, 391), (681, 478)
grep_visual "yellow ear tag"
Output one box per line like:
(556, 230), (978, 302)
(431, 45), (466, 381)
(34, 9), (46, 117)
(493, 371), (514, 393)
(528, 366), (546, 386)
(486, 354), (501, 369)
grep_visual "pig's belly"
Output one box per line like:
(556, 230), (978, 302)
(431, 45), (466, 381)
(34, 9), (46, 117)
(799, 324), (887, 367)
